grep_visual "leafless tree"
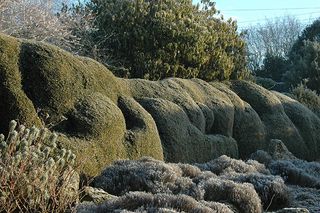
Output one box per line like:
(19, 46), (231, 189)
(0, 0), (93, 52)
(243, 16), (303, 71)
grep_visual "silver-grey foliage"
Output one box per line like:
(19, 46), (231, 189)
(91, 156), (293, 212)
(251, 141), (320, 189)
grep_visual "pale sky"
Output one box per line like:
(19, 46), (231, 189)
(193, 0), (320, 29)
(77, 0), (320, 30)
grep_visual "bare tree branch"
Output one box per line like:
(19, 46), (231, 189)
(0, 0), (93, 53)
(243, 16), (303, 71)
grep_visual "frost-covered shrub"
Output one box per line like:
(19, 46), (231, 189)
(0, 120), (79, 212)
(250, 150), (273, 165)
(174, 163), (202, 178)
(93, 157), (181, 195)
(201, 178), (262, 213)
(251, 142), (320, 189)
(78, 192), (234, 213)
(229, 173), (290, 210)
(269, 160), (320, 189)
(195, 155), (270, 175)
(93, 157), (203, 199)
(199, 154), (290, 210)
(289, 185), (320, 212)
(93, 156), (292, 212)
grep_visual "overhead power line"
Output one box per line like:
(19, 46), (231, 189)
(223, 7), (320, 12)
(237, 12), (320, 24)
(237, 16), (320, 30)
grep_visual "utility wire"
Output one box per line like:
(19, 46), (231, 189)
(237, 12), (320, 24)
(223, 7), (320, 12)
(237, 16), (320, 30)
(238, 16), (320, 30)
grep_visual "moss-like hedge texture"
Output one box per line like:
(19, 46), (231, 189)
(1, 34), (320, 176)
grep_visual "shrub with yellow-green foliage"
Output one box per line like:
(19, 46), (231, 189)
(89, 0), (248, 80)
(0, 120), (79, 213)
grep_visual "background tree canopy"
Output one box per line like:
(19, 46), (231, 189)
(284, 19), (320, 93)
(88, 0), (248, 81)
(243, 16), (320, 94)
(244, 16), (302, 73)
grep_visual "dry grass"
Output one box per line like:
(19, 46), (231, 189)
(0, 120), (79, 213)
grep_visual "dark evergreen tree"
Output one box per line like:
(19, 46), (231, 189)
(256, 53), (288, 82)
(284, 19), (320, 92)
(88, 0), (248, 81)
(289, 19), (320, 57)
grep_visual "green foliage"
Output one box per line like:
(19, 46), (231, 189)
(0, 120), (79, 213)
(290, 19), (320, 57)
(255, 77), (277, 90)
(285, 40), (320, 92)
(256, 53), (288, 82)
(285, 19), (320, 92)
(292, 83), (320, 118)
(88, 0), (247, 81)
